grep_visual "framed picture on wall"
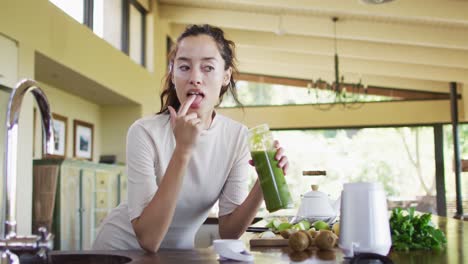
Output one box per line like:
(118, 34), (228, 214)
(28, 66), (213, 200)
(73, 119), (94, 161)
(45, 113), (68, 159)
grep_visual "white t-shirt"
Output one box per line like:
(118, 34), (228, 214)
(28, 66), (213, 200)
(92, 112), (251, 250)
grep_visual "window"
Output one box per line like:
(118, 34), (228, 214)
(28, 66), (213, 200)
(93, 0), (122, 51)
(220, 74), (450, 108)
(129, 4), (144, 65)
(50, 0), (148, 67)
(92, 0), (105, 38)
(270, 127), (437, 210)
(220, 79), (393, 108)
(248, 125), (468, 217)
(123, 0), (147, 66)
(50, 0), (84, 24)
(443, 123), (468, 217)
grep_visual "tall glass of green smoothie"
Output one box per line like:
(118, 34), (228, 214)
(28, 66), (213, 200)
(249, 124), (293, 212)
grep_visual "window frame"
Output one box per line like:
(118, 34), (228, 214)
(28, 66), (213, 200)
(83, 0), (94, 29)
(122, 0), (147, 66)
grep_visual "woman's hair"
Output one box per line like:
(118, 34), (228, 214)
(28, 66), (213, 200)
(157, 24), (242, 114)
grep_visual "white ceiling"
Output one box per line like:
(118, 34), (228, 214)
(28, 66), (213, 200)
(159, 0), (468, 93)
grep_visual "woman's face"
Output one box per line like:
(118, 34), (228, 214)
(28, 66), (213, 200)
(172, 34), (231, 117)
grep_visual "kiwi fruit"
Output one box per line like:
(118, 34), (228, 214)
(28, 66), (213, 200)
(308, 229), (319, 238)
(280, 229), (296, 239)
(299, 230), (314, 247)
(315, 230), (338, 250)
(288, 231), (309, 251)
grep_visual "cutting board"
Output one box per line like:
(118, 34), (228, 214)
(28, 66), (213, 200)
(249, 234), (289, 247)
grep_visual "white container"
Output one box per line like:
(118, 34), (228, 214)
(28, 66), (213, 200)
(338, 182), (391, 257)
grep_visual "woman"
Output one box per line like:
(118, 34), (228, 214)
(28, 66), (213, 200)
(93, 24), (289, 253)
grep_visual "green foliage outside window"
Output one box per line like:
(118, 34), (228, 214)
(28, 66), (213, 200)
(247, 126), (468, 217)
(220, 80), (393, 107)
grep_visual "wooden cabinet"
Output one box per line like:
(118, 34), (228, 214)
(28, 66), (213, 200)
(32, 159), (127, 250)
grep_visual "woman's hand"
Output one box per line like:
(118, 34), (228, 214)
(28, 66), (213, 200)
(249, 140), (289, 175)
(168, 95), (203, 152)
(273, 140), (289, 175)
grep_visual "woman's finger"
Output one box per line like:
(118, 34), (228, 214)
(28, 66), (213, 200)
(195, 122), (205, 134)
(278, 156), (288, 168)
(190, 118), (202, 126)
(273, 140), (280, 148)
(275, 147), (285, 160)
(168, 106), (177, 129)
(183, 112), (199, 122)
(178, 95), (196, 116)
(283, 161), (289, 175)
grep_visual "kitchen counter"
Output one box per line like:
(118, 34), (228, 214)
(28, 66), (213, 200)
(48, 214), (467, 263)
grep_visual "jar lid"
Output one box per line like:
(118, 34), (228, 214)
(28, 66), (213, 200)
(303, 189), (328, 198)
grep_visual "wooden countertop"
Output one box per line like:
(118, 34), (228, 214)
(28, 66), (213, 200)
(49, 214), (467, 264)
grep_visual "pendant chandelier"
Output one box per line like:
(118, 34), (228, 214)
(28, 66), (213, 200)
(308, 17), (368, 110)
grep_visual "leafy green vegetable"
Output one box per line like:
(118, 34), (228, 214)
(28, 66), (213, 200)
(390, 207), (447, 251)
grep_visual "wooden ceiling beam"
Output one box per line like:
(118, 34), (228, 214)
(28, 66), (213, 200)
(171, 24), (468, 70)
(161, 5), (468, 49)
(236, 47), (468, 84)
(161, 0), (468, 24)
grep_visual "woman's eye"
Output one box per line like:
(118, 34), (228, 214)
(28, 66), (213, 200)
(204, 66), (215, 72)
(179, 65), (190, 71)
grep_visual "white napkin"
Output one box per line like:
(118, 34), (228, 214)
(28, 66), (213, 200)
(213, 239), (254, 262)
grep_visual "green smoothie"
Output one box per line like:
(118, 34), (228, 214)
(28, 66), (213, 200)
(251, 150), (293, 212)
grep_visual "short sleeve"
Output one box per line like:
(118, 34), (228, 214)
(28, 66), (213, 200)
(218, 127), (251, 217)
(126, 122), (158, 221)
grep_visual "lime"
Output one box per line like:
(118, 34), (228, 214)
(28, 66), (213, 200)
(313, 220), (330, 231)
(298, 220), (311, 230)
(265, 220), (274, 228)
(272, 219), (282, 229)
(291, 220), (310, 231)
(277, 222), (293, 231)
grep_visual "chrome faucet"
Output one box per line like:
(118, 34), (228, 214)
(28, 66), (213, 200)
(1, 79), (55, 264)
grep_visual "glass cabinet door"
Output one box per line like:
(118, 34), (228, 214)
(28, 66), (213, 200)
(59, 162), (81, 250)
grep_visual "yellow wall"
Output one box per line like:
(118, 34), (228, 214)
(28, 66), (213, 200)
(1, 0), (150, 112)
(101, 105), (142, 163)
(33, 82), (101, 161)
(33, 83), (142, 164)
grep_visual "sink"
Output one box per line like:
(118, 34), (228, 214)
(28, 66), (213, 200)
(48, 254), (132, 264)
